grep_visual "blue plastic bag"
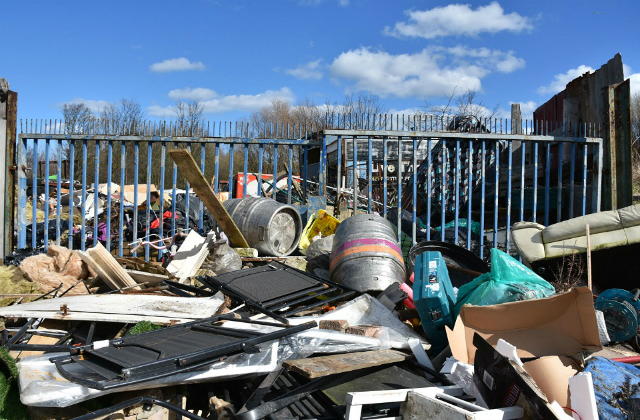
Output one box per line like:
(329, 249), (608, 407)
(453, 248), (555, 317)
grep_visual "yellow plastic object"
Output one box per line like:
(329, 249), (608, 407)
(298, 209), (341, 254)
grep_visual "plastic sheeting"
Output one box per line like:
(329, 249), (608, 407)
(18, 342), (279, 408)
(18, 294), (425, 407)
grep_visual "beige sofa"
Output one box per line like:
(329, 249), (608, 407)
(511, 204), (640, 289)
(512, 204), (640, 265)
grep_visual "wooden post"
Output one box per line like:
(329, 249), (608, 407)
(586, 224), (592, 291)
(602, 80), (633, 210)
(1, 79), (17, 260)
(168, 149), (249, 248)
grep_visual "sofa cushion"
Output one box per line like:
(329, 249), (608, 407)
(542, 209), (622, 243)
(511, 222), (546, 264)
(544, 229), (628, 259)
(624, 224), (640, 244)
(617, 204), (640, 229)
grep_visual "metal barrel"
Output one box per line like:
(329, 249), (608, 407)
(222, 197), (302, 257)
(330, 213), (405, 292)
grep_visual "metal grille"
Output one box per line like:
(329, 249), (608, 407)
(15, 116), (603, 261)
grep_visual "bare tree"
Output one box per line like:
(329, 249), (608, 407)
(62, 103), (94, 134)
(420, 87), (499, 131)
(632, 92), (640, 147)
(631, 92), (640, 192)
(341, 92), (387, 128)
(174, 100), (205, 135)
(119, 98), (146, 135)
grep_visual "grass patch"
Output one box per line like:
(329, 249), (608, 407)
(0, 348), (29, 420)
(126, 321), (163, 336)
(0, 266), (40, 308)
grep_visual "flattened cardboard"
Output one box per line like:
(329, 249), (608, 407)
(446, 287), (601, 364)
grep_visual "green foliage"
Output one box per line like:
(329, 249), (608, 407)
(126, 321), (163, 336)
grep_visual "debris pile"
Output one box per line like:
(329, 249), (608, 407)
(2, 150), (639, 420)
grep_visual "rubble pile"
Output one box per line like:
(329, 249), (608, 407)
(1, 150), (638, 420)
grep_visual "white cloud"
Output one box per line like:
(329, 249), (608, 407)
(440, 46), (525, 73)
(148, 87), (295, 117)
(624, 64), (640, 96)
(629, 73), (640, 96)
(536, 65), (594, 95)
(299, 0), (349, 5)
(285, 60), (324, 81)
(149, 57), (206, 73)
(384, 2), (533, 39)
(146, 104), (176, 118)
(61, 97), (111, 113)
(388, 107), (422, 116)
(329, 47), (524, 99)
(167, 87), (219, 101)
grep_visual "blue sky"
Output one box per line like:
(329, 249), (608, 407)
(2, 0), (639, 125)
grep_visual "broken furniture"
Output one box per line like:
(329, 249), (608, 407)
(345, 386), (524, 420)
(199, 261), (356, 323)
(51, 314), (316, 390)
(236, 361), (439, 420)
(511, 203), (640, 290)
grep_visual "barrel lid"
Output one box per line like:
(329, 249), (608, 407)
(269, 210), (298, 255)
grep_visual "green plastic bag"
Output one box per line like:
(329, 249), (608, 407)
(453, 248), (555, 318)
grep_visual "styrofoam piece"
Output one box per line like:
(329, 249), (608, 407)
(568, 372), (599, 420)
(496, 339), (524, 367)
(440, 356), (458, 375)
(18, 342), (279, 408)
(166, 230), (205, 275)
(448, 361), (488, 409)
(176, 230), (216, 283)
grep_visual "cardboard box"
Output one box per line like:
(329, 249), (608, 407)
(446, 287), (601, 408)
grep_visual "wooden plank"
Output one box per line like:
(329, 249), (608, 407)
(84, 243), (139, 289)
(78, 250), (121, 290)
(282, 350), (410, 379)
(168, 149), (249, 248)
(17, 320), (67, 359)
(126, 270), (168, 286)
(0, 294), (225, 325)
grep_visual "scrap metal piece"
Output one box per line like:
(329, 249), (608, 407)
(198, 261), (356, 323)
(51, 314), (316, 390)
(70, 396), (208, 420)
